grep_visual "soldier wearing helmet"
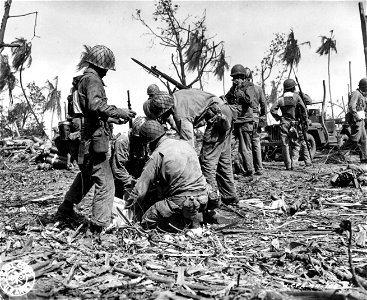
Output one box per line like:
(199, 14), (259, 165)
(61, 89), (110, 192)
(147, 84), (160, 97)
(342, 78), (367, 162)
(143, 88), (238, 208)
(125, 120), (208, 230)
(270, 78), (310, 170)
(57, 45), (137, 234)
(225, 64), (258, 179)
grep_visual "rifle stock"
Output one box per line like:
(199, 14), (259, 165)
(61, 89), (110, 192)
(293, 72), (313, 163)
(131, 58), (188, 90)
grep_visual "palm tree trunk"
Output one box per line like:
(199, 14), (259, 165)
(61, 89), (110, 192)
(288, 62), (293, 79)
(19, 62), (47, 137)
(328, 51), (334, 119)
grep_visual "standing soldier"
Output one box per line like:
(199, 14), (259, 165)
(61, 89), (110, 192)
(270, 78), (310, 170)
(343, 78), (367, 162)
(243, 67), (267, 175)
(225, 64), (256, 178)
(56, 45), (136, 233)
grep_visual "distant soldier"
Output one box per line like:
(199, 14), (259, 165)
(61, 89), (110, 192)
(225, 64), (256, 177)
(244, 67), (267, 175)
(126, 120), (208, 230)
(342, 78), (367, 163)
(147, 84), (160, 98)
(270, 78), (311, 170)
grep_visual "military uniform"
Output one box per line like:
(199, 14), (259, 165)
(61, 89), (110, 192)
(270, 91), (310, 170)
(345, 89), (367, 161)
(57, 45), (136, 230)
(225, 79), (256, 175)
(126, 136), (208, 229)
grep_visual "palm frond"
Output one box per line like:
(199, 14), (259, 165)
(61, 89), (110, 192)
(11, 38), (32, 71)
(316, 32), (337, 55)
(76, 45), (92, 71)
(213, 49), (229, 80)
(185, 30), (204, 72)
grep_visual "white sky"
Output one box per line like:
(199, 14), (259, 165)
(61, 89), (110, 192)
(1, 0), (366, 136)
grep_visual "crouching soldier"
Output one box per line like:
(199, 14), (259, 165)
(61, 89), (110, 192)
(125, 120), (208, 230)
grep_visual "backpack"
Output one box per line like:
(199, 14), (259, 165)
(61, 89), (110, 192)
(67, 75), (84, 117)
(234, 79), (256, 107)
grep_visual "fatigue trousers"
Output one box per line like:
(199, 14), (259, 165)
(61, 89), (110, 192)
(61, 149), (115, 227)
(294, 131), (312, 166)
(199, 128), (237, 204)
(251, 120), (263, 172)
(237, 122), (255, 174)
(141, 194), (208, 230)
(342, 119), (367, 161)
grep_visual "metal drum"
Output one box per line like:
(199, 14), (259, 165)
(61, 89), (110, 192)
(58, 121), (72, 141)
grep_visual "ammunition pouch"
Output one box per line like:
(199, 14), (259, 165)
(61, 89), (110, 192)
(91, 126), (109, 154)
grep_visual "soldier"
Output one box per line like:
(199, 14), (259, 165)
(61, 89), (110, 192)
(125, 120), (208, 230)
(147, 84), (160, 98)
(244, 67), (267, 175)
(343, 78), (367, 162)
(225, 64), (256, 178)
(270, 78), (310, 170)
(56, 45), (136, 233)
(143, 89), (238, 207)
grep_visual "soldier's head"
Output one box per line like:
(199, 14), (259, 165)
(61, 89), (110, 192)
(243, 67), (253, 82)
(85, 45), (116, 78)
(139, 119), (166, 151)
(230, 64), (246, 81)
(283, 78), (297, 92)
(129, 116), (147, 139)
(147, 84), (160, 97)
(359, 78), (367, 93)
(143, 91), (174, 120)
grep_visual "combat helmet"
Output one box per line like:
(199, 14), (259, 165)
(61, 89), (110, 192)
(139, 119), (166, 144)
(359, 78), (367, 92)
(230, 64), (246, 77)
(85, 45), (116, 71)
(143, 91), (174, 120)
(283, 79), (297, 91)
(147, 84), (160, 96)
(130, 116), (147, 137)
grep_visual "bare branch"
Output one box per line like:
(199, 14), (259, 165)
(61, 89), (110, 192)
(9, 11), (39, 39)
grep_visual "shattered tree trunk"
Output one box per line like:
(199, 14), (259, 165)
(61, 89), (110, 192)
(0, 0), (12, 53)
(359, 2), (367, 76)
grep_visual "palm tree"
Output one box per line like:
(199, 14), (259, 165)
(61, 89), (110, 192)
(212, 48), (229, 94)
(0, 53), (16, 105)
(11, 37), (46, 136)
(76, 44), (92, 71)
(316, 30), (337, 119)
(282, 29), (310, 78)
(44, 76), (62, 134)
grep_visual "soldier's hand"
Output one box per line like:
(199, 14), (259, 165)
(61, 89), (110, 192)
(119, 108), (137, 120)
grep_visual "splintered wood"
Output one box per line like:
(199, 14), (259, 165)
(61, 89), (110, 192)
(1, 156), (367, 299)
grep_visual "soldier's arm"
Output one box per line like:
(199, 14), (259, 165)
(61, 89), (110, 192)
(270, 100), (281, 121)
(125, 154), (160, 208)
(348, 91), (359, 118)
(258, 87), (267, 116)
(85, 77), (136, 120)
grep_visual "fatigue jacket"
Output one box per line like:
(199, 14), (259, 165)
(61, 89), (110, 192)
(253, 85), (266, 120)
(225, 81), (255, 123)
(78, 67), (125, 139)
(172, 89), (221, 126)
(349, 89), (366, 121)
(128, 136), (207, 205)
(270, 92), (307, 122)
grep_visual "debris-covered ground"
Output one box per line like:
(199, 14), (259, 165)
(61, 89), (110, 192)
(1, 149), (367, 299)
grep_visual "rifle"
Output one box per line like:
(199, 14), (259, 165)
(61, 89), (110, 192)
(293, 71), (313, 163)
(127, 90), (133, 129)
(131, 58), (188, 90)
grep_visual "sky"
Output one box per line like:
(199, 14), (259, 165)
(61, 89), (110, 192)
(1, 0), (366, 137)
